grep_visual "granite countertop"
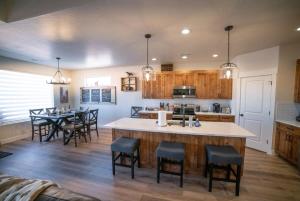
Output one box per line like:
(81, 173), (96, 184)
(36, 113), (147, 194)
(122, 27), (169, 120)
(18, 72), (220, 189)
(276, 120), (300, 128)
(104, 118), (254, 138)
(139, 110), (234, 116)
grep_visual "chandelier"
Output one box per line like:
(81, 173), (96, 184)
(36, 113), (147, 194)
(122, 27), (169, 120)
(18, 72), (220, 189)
(47, 57), (71, 85)
(142, 34), (155, 82)
(220, 25), (238, 79)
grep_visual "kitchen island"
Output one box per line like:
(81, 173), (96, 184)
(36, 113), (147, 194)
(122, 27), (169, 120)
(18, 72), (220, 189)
(105, 118), (254, 174)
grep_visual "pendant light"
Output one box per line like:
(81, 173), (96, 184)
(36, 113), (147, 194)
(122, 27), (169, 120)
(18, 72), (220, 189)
(220, 25), (238, 79)
(47, 57), (71, 85)
(142, 34), (155, 82)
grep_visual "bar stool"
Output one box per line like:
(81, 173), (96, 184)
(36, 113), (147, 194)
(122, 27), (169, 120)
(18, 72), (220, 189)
(204, 144), (243, 196)
(156, 141), (185, 187)
(111, 137), (140, 179)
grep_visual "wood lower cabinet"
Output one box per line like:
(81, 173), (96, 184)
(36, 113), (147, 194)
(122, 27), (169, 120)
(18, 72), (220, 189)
(142, 70), (232, 99)
(196, 114), (235, 122)
(294, 59), (300, 103)
(139, 112), (172, 120)
(275, 122), (300, 165)
(140, 113), (235, 123)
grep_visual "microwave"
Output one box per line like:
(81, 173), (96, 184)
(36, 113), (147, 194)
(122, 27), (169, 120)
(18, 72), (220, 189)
(173, 86), (196, 98)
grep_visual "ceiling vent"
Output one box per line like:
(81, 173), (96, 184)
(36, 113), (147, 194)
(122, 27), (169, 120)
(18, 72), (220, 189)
(161, 64), (173, 72)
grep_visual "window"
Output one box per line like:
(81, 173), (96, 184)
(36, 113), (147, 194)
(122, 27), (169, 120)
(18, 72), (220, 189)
(86, 76), (111, 87)
(0, 70), (54, 125)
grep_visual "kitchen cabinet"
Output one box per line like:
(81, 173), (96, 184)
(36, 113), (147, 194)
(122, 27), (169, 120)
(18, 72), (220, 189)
(196, 114), (235, 122)
(139, 112), (172, 120)
(218, 78), (233, 99)
(275, 122), (300, 165)
(294, 59), (300, 103)
(162, 72), (174, 99)
(174, 73), (194, 86)
(142, 70), (232, 99)
(152, 74), (163, 99)
(194, 70), (231, 99)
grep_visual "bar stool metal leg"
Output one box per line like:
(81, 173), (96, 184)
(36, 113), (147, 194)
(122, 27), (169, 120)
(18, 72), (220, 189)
(180, 160), (184, 187)
(226, 164), (231, 180)
(137, 147), (141, 168)
(204, 152), (208, 178)
(112, 151), (115, 175)
(131, 153), (134, 179)
(209, 164), (213, 192)
(157, 157), (160, 183)
(236, 165), (241, 196)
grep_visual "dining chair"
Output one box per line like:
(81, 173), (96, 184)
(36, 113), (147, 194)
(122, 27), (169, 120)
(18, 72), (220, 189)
(62, 111), (88, 147)
(131, 106), (143, 118)
(29, 109), (51, 142)
(45, 107), (59, 137)
(46, 107), (57, 115)
(86, 109), (99, 141)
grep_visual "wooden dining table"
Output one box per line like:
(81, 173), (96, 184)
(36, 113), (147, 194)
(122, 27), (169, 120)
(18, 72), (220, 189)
(30, 111), (85, 145)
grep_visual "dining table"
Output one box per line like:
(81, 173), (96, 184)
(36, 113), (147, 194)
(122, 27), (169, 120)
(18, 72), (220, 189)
(30, 111), (85, 145)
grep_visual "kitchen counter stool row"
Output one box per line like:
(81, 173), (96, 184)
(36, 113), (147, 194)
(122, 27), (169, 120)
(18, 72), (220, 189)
(111, 136), (243, 196)
(29, 108), (99, 147)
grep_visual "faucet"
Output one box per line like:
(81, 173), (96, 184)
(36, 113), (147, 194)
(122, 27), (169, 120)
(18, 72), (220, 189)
(181, 104), (187, 127)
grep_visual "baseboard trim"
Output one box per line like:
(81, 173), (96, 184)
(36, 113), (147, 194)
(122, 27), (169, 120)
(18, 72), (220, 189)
(0, 134), (31, 145)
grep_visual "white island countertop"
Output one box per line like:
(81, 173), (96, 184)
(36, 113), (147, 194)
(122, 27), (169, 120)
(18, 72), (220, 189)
(104, 118), (254, 138)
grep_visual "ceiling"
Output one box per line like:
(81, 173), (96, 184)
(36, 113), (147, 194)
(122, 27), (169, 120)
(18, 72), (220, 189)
(0, 0), (300, 69)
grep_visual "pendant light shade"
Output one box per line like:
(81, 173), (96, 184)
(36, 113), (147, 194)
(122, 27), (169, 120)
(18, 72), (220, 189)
(47, 57), (71, 85)
(220, 25), (238, 79)
(142, 34), (155, 82)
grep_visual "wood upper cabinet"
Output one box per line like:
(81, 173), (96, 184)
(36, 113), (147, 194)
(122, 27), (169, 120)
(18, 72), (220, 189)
(275, 122), (300, 165)
(162, 72), (174, 99)
(142, 79), (152, 99)
(218, 78), (233, 99)
(174, 73), (194, 86)
(152, 74), (163, 99)
(194, 71), (219, 99)
(142, 70), (232, 99)
(294, 59), (300, 103)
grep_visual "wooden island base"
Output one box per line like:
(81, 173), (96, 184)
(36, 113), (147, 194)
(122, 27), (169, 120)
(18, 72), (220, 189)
(112, 129), (246, 175)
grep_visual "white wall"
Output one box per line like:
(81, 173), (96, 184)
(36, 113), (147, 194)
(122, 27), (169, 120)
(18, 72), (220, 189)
(71, 65), (231, 125)
(231, 46), (279, 116)
(276, 42), (300, 120)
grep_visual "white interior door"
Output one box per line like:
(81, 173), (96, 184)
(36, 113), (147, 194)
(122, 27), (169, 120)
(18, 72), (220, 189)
(239, 75), (272, 152)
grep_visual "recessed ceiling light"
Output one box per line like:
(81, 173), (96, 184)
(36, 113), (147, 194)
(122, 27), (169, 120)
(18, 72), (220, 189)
(152, 58), (157, 61)
(181, 28), (191, 35)
(212, 54), (219, 58)
(181, 55), (188, 59)
(297, 27), (300, 31)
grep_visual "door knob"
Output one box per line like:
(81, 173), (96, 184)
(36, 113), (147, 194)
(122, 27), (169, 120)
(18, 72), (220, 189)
(239, 114), (244, 117)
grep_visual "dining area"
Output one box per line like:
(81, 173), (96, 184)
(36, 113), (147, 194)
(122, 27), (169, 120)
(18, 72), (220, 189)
(29, 107), (99, 147)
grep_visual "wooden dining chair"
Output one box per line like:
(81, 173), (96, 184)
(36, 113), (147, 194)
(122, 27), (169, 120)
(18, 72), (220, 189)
(46, 107), (57, 115)
(29, 109), (51, 142)
(62, 111), (88, 147)
(45, 107), (59, 137)
(86, 109), (99, 141)
(131, 106), (143, 118)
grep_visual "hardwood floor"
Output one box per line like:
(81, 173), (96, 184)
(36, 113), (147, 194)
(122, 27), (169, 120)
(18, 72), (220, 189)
(0, 128), (299, 201)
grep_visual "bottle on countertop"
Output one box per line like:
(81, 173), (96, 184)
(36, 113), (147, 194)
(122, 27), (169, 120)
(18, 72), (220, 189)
(194, 118), (201, 127)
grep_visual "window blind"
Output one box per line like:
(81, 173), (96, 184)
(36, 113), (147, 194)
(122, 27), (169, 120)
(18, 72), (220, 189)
(0, 70), (54, 125)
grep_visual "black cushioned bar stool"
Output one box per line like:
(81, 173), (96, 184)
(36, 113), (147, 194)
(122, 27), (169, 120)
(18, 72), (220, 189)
(204, 144), (243, 196)
(156, 141), (185, 187)
(111, 137), (140, 179)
